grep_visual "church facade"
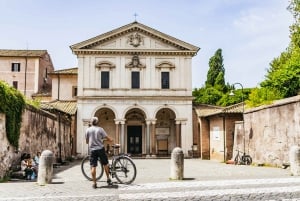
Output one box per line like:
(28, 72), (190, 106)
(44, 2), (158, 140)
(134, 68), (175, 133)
(70, 22), (200, 157)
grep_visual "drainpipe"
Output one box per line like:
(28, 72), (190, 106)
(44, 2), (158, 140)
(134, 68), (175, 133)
(57, 74), (60, 100)
(24, 55), (28, 96)
(223, 115), (226, 162)
(57, 112), (62, 163)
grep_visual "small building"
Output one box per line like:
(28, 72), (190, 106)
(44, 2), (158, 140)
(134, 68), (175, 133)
(48, 67), (78, 101)
(0, 49), (54, 99)
(193, 103), (243, 161)
(43, 67), (79, 156)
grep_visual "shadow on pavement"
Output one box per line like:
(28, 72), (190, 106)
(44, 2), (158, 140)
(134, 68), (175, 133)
(183, 178), (195, 180)
(99, 184), (119, 189)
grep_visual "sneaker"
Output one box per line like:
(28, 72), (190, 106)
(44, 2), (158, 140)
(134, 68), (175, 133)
(92, 183), (97, 189)
(107, 179), (112, 185)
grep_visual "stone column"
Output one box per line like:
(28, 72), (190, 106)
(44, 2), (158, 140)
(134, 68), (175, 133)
(114, 121), (120, 144)
(176, 121), (181, 147)
(146, 120), (151, 157)
(151, 121), (156, 156)
(120, 121), (125, 153)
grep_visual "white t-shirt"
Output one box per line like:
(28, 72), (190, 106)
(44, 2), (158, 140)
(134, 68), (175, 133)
(85, 126), (108, 151)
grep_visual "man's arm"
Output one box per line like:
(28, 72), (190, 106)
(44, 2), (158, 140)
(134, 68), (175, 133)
(106, 135), (113, 143)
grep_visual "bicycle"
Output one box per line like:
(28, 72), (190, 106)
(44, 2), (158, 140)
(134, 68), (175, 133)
(234, 150), (252, 165)
(81, 144), (137, 184)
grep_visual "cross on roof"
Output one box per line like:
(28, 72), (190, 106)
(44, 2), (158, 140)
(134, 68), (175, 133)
(134, 13), (138, 22)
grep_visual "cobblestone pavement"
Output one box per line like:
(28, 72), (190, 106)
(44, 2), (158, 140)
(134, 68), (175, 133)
(1, 159), (300, 201)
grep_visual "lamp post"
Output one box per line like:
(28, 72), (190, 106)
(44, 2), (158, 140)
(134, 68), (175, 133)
(229, 82), (245, 156)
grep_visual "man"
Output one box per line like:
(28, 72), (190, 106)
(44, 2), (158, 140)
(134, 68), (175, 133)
(85, 117), (113, 188)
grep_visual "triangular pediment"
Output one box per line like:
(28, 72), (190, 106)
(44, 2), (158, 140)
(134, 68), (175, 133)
(70, 21), (200, 56)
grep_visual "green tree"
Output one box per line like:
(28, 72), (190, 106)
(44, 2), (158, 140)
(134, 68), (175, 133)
(193, 49), (229, 105)
(205, 49), (225, 89)
(246, 87), (283, 107)
(193, 87), (223, 105)
(259, 0), (300, 98)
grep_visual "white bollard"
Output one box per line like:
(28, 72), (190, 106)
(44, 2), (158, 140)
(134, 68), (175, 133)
(289, 146), (300, 176)
(37, 150), (54, 185)
(170, 147), (184, 180)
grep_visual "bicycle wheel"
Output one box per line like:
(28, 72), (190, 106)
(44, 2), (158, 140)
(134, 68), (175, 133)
(113, 156), (136, 184)
(242, 155), (252, 165)
(234, 155), (239, 165)
(81, 155), (104, 181)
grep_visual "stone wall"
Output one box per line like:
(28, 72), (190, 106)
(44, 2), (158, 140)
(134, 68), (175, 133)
(239, 95), (300, 167)
(0, 114), (16, 179)
(0, 106), (73, 179)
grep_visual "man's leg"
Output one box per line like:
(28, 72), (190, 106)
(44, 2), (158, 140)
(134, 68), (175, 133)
(103, 164), (110, 178)
(91, 166), (96, 185)
(90, 150), (99, 188)
(103, 164), (112, 185)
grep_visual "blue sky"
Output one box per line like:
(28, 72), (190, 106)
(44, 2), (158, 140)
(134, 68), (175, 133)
(0, 0), (293, 88)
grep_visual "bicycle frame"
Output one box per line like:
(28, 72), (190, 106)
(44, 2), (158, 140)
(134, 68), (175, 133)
(81, 144), (137, 184)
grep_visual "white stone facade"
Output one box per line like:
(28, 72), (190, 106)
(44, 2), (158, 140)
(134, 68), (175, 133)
(71, 22), (199, 156)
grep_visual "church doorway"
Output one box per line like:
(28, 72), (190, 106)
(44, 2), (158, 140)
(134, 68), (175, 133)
(127, 126), (142, 155)
(125, 108), (146, 155)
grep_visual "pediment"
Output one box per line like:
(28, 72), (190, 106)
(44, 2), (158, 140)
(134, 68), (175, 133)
(70, 22), (200, 55)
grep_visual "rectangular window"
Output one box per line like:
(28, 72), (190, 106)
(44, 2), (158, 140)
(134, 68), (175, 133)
(161, 72), (170, 89)
(12, 81), (18, 89)
(131, 71), (140, 89)
(72, 86), (78, 97)
(101, 71), (110, 89)
(11, 63), (20, 72)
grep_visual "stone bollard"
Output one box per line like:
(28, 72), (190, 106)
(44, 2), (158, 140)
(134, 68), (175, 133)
(170, 147), (184, 180)
(289, 146), (300, 176)
(37, 150), (54, 185)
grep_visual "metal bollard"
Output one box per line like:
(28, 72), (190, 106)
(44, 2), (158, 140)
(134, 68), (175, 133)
(170, 147), (184, 180)
(37, 150), (54, 185)
(289, 146), (300, 176)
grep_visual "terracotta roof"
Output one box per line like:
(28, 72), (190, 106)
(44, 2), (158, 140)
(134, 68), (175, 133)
(223, 103), (244, 113)
(49, 67), (78, 75)
(41, 100), (77, 115)
(194, 103), (243, 117)
(0, 49), (47, 57)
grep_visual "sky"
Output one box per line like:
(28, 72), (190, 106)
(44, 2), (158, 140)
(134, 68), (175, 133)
(0, 0), (293, 88)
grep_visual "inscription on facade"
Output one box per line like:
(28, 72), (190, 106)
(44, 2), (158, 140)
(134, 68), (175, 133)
(156, 128), (170, 135)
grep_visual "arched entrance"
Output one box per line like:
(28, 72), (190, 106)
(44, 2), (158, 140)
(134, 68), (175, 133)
(155, 108), (176, 155)
(125, 108), (146, 156)
(94, 108), (116, 149)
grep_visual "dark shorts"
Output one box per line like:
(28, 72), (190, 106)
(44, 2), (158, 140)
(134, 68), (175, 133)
(90, 148), (108, 167)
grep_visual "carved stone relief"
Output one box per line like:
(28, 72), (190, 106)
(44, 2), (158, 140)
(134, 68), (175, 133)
(127, 32), (143, 47)
(95, 61), (116, 69)
(125, 55), (145, 68)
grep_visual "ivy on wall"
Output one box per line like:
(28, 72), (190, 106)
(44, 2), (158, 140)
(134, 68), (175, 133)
(0, 81), (26, 148)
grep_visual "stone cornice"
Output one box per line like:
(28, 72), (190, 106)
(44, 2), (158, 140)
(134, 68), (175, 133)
(70, 22), (200, 54)
(72, 49), (197, 56)
(76, 95), (194, 101)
